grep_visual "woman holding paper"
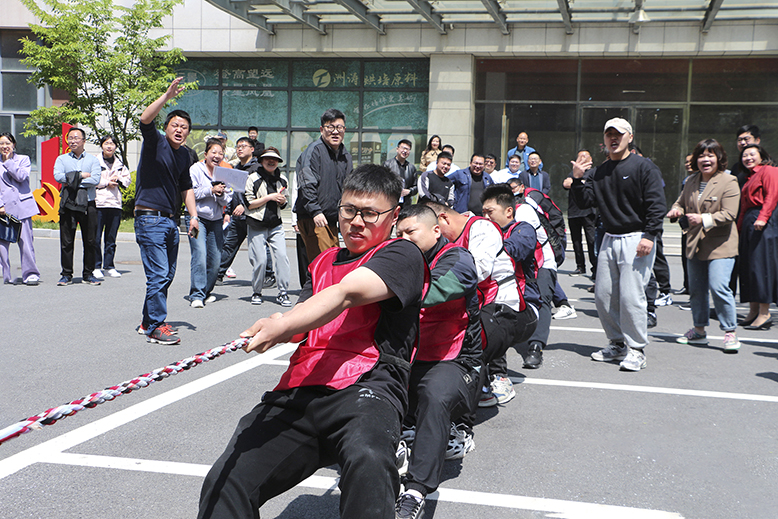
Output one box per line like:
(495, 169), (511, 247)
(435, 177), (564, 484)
(244, 147), (292, 307)
(188, 138), (232, 308)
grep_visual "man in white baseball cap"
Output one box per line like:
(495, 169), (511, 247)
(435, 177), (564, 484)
(569, 117), (667, 372)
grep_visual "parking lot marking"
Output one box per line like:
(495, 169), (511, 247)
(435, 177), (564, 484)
(45, 452), (684, 519)
(517, 377), (778, 403)
(551, 325), (778, 345)
(0, 342), (299, 480)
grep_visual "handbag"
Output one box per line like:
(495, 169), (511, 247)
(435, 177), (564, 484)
(0, 213), (22, 243)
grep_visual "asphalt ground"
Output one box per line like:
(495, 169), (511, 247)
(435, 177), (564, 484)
(1, 225), (777, 519)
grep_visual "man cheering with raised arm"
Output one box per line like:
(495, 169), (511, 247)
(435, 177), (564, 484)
(571, 118), (666, 372)
(134, 77), (199, 345)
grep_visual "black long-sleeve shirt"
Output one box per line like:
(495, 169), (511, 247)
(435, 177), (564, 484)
(572, 153), (666, 238)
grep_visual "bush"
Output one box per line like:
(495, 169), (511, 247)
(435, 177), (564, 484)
(122, 170), (136, 218)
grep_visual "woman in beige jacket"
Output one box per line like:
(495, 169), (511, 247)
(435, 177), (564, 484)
(667, 139), (741, 352)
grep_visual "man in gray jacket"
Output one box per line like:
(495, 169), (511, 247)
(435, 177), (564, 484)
(294, 108), (353, 267)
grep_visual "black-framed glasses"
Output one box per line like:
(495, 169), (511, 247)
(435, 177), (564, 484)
(323, 124), (346, 134)
(338, 205), (394, 223)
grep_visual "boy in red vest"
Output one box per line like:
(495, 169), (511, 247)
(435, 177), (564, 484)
(394, 204), (482, 519)
(198, 164), (428, 519)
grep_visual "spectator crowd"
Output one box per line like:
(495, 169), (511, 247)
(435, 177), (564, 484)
(1, 77), (776, 519)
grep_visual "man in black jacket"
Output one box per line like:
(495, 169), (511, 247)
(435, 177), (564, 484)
(383, 139), (417, 208)
(571, 118), (666, 372)
(294, 108), (353, 266)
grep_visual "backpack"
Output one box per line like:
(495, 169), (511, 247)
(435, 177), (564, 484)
(522, 188), (567, 267)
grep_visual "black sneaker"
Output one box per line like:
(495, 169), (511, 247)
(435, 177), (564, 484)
(647, 311), (657, 328)
(570, 268), (584, 276)
(251, 294), (263, 305)
(57, 275), (73, 286)
(395, 492), (425, 519)
(523, 342), (543, 369)
(277, 293), (292, 307)
(263, 275), (276, 289)
(84, 275), (102, 286)
(147, 324), (181, 345)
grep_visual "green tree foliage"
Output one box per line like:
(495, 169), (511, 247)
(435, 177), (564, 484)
(19, 0), (196, 165)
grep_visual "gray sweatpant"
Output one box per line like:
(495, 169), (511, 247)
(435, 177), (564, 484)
(595, 232), (656, 350)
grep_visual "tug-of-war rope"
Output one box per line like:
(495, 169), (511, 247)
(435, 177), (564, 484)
(0, 337), (250, 446)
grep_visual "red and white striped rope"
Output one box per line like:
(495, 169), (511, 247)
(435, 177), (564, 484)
(0, 337), (250, 446)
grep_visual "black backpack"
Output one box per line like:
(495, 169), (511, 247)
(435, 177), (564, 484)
(523, 188), (567, 266)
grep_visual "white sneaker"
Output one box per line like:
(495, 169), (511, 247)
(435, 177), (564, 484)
(106, 268), (121, 278)
(92, 269), (104, 280)
(445, 423), (475, 460)
(205, 295), (217, 304)
(190, 299), (204, 308)
(591, 341), (628, 362)
(24, 274), (40, 286)
(553, 304), (577, 320)
(619, 348), (647, 371)
(490, 375), (516, 404)
(225, 267), (237, 278)
(655, 292), (672, 306)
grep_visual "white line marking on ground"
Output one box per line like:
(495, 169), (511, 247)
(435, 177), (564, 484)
(44, 453), (683, 519)
(0, 343), (298, 480)
(550, 326), (778, 345)
(516, 377), (778, 403)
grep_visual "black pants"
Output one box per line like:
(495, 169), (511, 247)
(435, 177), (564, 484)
(59, 202), (97, 278)
(653, 237), (671, 294)
(481, 301), (539, 379)
(568, 213), (597, 274)
(296, 233), (310, 287)
(680, 232), (689, 292)
(218, 217), (247, 278)
(403, 360), (480, 495)
(198, 385), (401, 519)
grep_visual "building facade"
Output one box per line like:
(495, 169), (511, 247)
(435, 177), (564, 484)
(3, 0), (778, 207)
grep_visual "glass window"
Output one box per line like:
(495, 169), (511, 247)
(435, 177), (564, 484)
(222, 61), (288, 88)
(291, 91), (360, 128)
(14, 115), (37, 168)
(363, 61), (428, 90)
(476, 59), (578, 101)
(381, 133), (426, 169)
(1, 30), (32, 70)
(691, 58), (778, 103)
(222, 90), (288, 128)
(362, 91), (428, 130)
(581, 59), (688, 102)
(2, 72), (37, 111)
(688, 104), (778, 172)
(167, 89), (219, 127)
(293, 60), (361, 88)
(491, 103), (577, 208)
(176, 60), (220, 87)
(633, 107), (685, 199)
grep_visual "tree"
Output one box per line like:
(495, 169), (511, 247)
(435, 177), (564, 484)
(19, 0), (196, 165)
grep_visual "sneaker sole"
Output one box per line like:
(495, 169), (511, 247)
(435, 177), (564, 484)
(147, 336), (181, 345)
(676, 339), (708, 345)
(495, 390), (516, 404)
(620, 360), (647, 371)
(553, 313), (577, 320)
(478, 397), (498, 408)
(591, 353), (628, 362)
(723, 343), (741, 352)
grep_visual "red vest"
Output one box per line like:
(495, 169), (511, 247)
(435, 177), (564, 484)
(503, 221), (538, 295)
(416, 242), (469, 362)
(275, 241), (393, 392)
(453, 216), (501, 307)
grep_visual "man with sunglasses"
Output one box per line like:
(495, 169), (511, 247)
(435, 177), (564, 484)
(294, 108), (353, 270)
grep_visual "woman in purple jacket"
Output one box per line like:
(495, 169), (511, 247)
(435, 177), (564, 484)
(0, 132), (40, 285)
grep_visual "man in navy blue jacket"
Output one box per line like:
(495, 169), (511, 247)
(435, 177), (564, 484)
(446, 153), (494, 215)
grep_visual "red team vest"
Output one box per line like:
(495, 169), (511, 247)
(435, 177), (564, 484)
(503, 221), (539, 295)
(274, 241), (396, 392)
(453, 216), (525, 312)
(416, 242), (469, 362)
